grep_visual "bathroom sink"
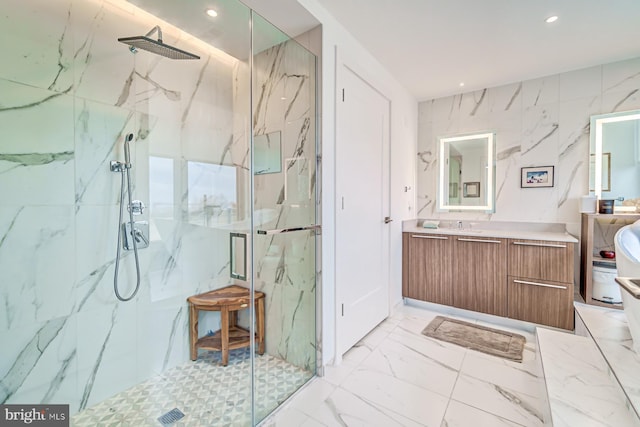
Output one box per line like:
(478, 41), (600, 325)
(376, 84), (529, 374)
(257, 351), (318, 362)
(614, 220), (640, 353)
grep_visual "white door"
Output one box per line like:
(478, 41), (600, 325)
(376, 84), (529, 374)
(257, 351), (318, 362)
(336, 64), (390, 356)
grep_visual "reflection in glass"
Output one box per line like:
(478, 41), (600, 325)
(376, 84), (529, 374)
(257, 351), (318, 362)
(149, 156), (175, 220)
(438, 132), (495, 212)
(254, 131), (282, 174)
(284, 157), (310, 203)
(187, 162), (237, 226)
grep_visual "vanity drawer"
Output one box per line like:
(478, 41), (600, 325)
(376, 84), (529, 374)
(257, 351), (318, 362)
(507, 275), (574, 330)
(508, 239), (574, 283)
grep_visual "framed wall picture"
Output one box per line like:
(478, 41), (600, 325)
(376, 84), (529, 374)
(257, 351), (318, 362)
(463, 182), (480, 197)
(521, 166), (554, 188)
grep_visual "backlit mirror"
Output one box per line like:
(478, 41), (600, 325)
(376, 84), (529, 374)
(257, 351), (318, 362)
(438, 132), (495, 212)
(590, 109), (640, 211)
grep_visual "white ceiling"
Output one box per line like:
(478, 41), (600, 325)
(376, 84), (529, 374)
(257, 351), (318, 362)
(126, 0), (640, 101)
(312, 0), (640, 100)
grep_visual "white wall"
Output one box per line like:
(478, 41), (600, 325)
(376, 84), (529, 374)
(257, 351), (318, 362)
(298, 0), (417, 365)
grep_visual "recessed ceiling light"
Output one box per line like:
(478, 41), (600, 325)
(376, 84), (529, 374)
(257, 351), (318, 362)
(545, 15), (558, 23)
(459, 82), (465, 87)
(206, 8), (218, 18)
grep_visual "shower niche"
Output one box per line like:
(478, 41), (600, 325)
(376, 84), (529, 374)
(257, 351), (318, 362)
(0, 0), (319, 426)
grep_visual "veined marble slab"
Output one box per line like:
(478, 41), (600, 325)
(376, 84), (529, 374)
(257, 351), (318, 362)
(537, 327), (639, 427)
(574, 302), (640, 421)
(403, 219), (578, 243)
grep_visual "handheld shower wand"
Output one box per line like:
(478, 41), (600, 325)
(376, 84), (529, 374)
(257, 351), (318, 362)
(113, 133), (142, 302)
(123, 132), (133, 169)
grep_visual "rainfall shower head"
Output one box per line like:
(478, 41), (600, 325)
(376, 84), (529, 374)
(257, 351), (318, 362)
(118, 26), (200, 60)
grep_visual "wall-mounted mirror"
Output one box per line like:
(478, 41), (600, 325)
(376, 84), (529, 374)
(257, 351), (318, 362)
(230, 232), (247, 281)
(438, 132), (495, 212)
(254, 130), (282, 175)
(590, 109), (640, 211)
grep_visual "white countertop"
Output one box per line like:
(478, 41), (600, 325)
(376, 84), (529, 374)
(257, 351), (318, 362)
(402, 219), (579, 243)
(574, 302), (640, 421)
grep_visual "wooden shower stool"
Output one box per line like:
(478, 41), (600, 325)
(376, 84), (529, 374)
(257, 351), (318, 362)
(187, 285), (265, 366)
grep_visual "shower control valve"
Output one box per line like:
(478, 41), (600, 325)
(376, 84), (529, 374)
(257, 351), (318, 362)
(128, 200), (145, 215)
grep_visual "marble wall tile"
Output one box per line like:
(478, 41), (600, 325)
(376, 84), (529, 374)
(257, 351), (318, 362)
(0, 206), (76, 332)
(602, 57), (640, 95)
(75, 304), (140, 409)
(0, 0), (74, 92)
(136, 299), (190, 380)
(522, 75), (559, 108)
(559, 66), (602, 101)
(0, 81), (75, 206)
(75, 99), (137, 206)
(0, 316), (78, 411)
(74, 205), (134, 313)
(417, 56), (640, 227)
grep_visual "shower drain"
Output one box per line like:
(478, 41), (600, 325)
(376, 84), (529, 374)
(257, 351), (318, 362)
(157, 408), (185, 425)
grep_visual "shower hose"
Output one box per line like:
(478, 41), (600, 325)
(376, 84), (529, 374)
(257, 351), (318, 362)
(113, 163), (141, 302)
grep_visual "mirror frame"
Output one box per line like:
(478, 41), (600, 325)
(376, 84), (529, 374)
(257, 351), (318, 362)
(437, 132), (495, 212)
(590, 109), (640, 199)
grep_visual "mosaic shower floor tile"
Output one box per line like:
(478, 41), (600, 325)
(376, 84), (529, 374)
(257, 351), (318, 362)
(71, 349), (312, 426)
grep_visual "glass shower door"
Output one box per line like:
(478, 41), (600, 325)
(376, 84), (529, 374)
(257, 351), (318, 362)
(251, 11), (318, 424)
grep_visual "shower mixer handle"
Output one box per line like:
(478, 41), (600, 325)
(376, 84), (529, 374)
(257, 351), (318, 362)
(128, 200), (145, 215)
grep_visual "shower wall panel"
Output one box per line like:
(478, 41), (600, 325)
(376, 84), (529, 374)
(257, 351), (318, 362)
(252, 39), (317, 371)
(0, 0), (250, 414)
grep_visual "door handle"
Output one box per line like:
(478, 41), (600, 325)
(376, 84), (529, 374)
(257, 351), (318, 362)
(384, 216), (393, 224)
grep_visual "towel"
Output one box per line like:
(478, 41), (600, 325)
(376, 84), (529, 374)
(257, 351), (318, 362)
(423, 220), (439, 229)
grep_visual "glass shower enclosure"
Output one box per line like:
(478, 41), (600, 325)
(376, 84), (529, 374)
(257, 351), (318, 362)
(0, 0), (318, 425)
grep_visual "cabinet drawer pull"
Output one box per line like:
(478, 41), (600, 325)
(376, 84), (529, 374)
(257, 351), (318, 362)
(512, 241), (566, 248)
(411, 234), (448, 240)
(513, 279), (567, 290)
(457, 238), (501, 244)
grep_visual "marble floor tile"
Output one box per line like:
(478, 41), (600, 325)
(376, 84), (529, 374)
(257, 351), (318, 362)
(459, 351), (545, 399)
(283, 378), (336, 416)
(266, 302), (548, 427)
(450, 373), (546, 427)
(337, 362), (449, 425)
(361, 335), (460, 398)
(308, 386), (426, 427)
(442, 400), (526, 427)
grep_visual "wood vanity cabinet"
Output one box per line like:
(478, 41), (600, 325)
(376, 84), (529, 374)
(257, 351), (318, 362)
(452, 236), (507, 317)
(507, 239), (575, 330)
(402, 232), (576, 330)
(402, 233), (453, 306)
(402, 233), (507, 316)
